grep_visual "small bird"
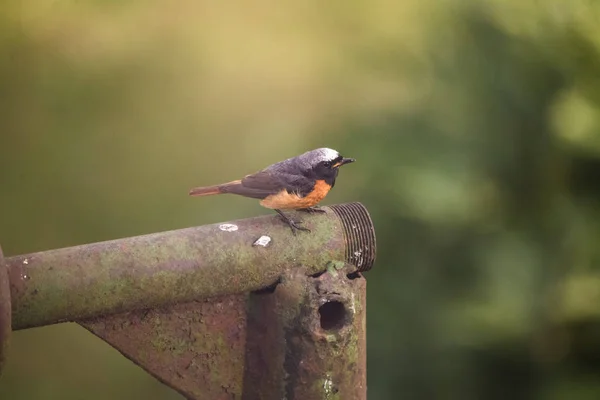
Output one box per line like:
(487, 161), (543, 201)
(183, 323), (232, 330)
(189, 148), (355, 234)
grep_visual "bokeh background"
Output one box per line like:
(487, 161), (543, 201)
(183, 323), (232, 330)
(2, 0), (600, 399)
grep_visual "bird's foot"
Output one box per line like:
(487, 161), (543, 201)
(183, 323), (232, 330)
(286, 219), (311, 235)
(275, 209), (311, 235)
(298, 206), (327, 214)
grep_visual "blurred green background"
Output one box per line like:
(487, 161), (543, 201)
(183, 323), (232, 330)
(2, 0), (600, 399)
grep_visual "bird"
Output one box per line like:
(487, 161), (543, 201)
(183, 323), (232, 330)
(189, 148), (355, 234)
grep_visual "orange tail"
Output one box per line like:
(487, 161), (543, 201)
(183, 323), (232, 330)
(188, 180), (241, 197)
(189, 185), (222, 196)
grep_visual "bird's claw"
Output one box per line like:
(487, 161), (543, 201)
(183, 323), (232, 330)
(275, 209), (312, 235)
(287, 219), (311, 235)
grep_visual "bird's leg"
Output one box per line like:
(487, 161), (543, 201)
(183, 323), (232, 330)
(298, 206), (326, 214)
(274, 209), (311, 235)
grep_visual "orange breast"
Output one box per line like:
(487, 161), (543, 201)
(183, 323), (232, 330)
(260, 180), (331, 210)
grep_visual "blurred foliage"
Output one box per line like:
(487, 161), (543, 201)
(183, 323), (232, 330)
(3, 0), (600, 399)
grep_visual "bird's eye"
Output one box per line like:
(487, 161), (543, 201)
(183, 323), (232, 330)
(323, 161), (332, 167)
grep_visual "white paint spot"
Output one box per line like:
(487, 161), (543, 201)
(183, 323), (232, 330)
(219, 224), (238, 232)
(323, 374), (334, 394)
(253, 235), (271, 247)
(23, 258), (29, 265)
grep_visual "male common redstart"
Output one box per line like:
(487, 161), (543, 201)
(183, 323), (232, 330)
(189, 148), (355, 234)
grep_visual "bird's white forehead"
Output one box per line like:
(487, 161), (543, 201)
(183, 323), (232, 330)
(311, 148), (340, 162)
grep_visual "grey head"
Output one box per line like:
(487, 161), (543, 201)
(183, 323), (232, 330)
(267, 148), (355, 186)
(297, 148), (341, 166)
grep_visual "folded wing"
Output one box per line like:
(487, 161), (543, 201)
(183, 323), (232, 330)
(222, 170), (313, 199)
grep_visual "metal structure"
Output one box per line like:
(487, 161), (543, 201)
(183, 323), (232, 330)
(0, 202), (376, 399)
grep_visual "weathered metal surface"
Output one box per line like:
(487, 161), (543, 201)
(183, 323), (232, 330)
(78, 294), (248, 400)
(3, 202), (375, 398)
(243, 266), (367, 400)
(77, 266), (366, 400)
(7, 202), (376, 330)
(0, 246), (11, 376)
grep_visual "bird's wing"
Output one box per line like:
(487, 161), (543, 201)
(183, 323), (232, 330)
(215, 170), (282, 199)
(221, 170), (313, 199)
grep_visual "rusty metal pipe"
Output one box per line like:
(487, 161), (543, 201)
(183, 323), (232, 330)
(6, 202), (375, 330)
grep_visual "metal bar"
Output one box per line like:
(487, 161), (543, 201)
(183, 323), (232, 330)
(7, 202), (376, 330)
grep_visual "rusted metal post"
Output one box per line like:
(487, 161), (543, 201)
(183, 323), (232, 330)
(243, 266), (367, 399)
(7, 203), (375, 330)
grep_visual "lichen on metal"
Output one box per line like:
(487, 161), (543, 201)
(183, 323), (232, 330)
(79, 294), (249, 400)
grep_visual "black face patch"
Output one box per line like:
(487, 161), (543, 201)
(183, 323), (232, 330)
(309, 157), (343, 188)
(324, 155), (344, 169)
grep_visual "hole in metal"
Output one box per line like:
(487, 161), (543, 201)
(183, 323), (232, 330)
(346, 271), (362, 280)
(319, 301), (347, 331)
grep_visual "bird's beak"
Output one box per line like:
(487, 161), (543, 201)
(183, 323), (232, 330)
(333, 158), (356, 168)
